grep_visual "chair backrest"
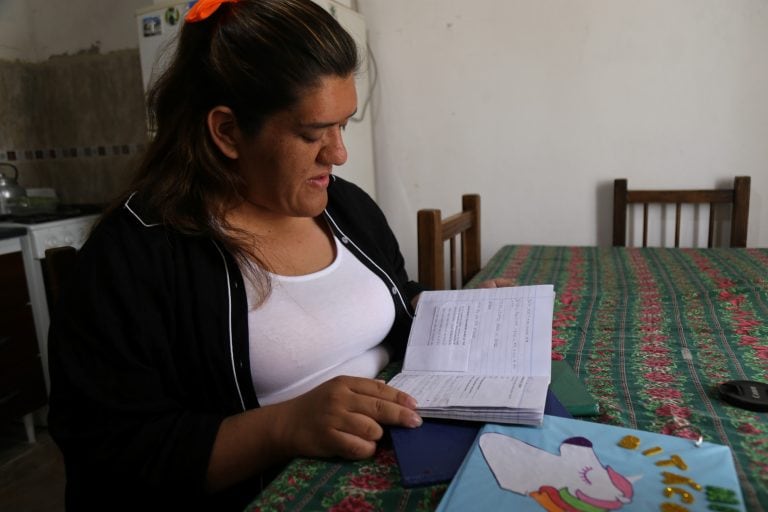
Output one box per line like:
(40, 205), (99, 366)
(612, 176), (750, 248)
(44, 246), (78, 312)
(418, 194), (481, 290)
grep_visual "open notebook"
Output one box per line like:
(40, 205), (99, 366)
(388, 285), (555, 425)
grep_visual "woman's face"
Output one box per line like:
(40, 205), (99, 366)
(236, 74), (357, 220)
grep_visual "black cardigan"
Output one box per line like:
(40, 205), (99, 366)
(47, 177), (422, 510)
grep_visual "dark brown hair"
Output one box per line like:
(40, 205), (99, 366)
(127, 0), (358, 300)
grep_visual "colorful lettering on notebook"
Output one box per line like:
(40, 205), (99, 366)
(614, 433), (739, 511)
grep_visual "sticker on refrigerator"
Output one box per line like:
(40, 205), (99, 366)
(164, 7), (180, 26)
(142, 16), (162, 37)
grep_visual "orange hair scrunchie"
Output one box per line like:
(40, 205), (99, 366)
(185, 0), (240, 22)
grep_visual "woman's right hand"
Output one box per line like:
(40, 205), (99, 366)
(272, 376), (422, 461)
(206, 376), (421, 492)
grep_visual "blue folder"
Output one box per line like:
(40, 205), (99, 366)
(390, 389), (572, 487)
(437, 416), (745, 511)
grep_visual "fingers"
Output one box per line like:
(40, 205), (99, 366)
(276, 376), (423, 462)
(354, 377), (418, 409)
(320, 377), (422, 428)
(478, 277), (515, 288)
(332, 429), (377, 460)
(335, 409), (385, 442)
(286, 409), (379, 460)
(332, 376), (423, 429)
(353, 397), (422, 428)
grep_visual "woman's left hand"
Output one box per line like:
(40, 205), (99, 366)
(411, 278), (515, 308)
(476, 278), (515, 288)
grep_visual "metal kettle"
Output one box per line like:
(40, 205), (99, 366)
(0, 162), (28, 214)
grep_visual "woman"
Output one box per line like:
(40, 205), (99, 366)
(48, 0), (422, 509)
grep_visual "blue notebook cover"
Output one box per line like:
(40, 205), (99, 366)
(437, 416), (745, 511)
(390, 388), (571, 487)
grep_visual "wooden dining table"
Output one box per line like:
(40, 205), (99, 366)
(245, 245), (768, 512)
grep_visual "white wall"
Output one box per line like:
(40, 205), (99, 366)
(358, 0), (768, 279)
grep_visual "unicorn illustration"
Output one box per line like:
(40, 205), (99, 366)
(479, 433), (639, 511)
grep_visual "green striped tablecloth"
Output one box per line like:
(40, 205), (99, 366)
(247, 246), (768, 512)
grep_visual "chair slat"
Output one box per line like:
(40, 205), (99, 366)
(449, 237), (457, 290)
(642, 203), (649, 248)
(731, 176), (750, 247)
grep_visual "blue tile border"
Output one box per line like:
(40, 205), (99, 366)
(0, 143), (145, 162)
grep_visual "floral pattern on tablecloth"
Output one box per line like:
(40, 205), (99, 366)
(248, 446), (446, 512)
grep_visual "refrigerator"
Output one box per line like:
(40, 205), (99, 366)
(135, 0), (377, 199)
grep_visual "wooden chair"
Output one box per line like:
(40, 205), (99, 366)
(418, 194), (481, 290)
(44, 246), (78, 312)
(612, 176), (750, 248)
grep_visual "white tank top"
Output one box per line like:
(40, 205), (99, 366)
(246, 235), (396, 406)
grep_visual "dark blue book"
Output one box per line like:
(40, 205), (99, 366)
(390, 388), (571, 487)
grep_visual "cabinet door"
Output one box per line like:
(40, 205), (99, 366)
(0, 250), (30, 307)
(0, 252), (47, 419)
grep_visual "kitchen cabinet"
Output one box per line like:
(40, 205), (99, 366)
(0, 246), (47, 442)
